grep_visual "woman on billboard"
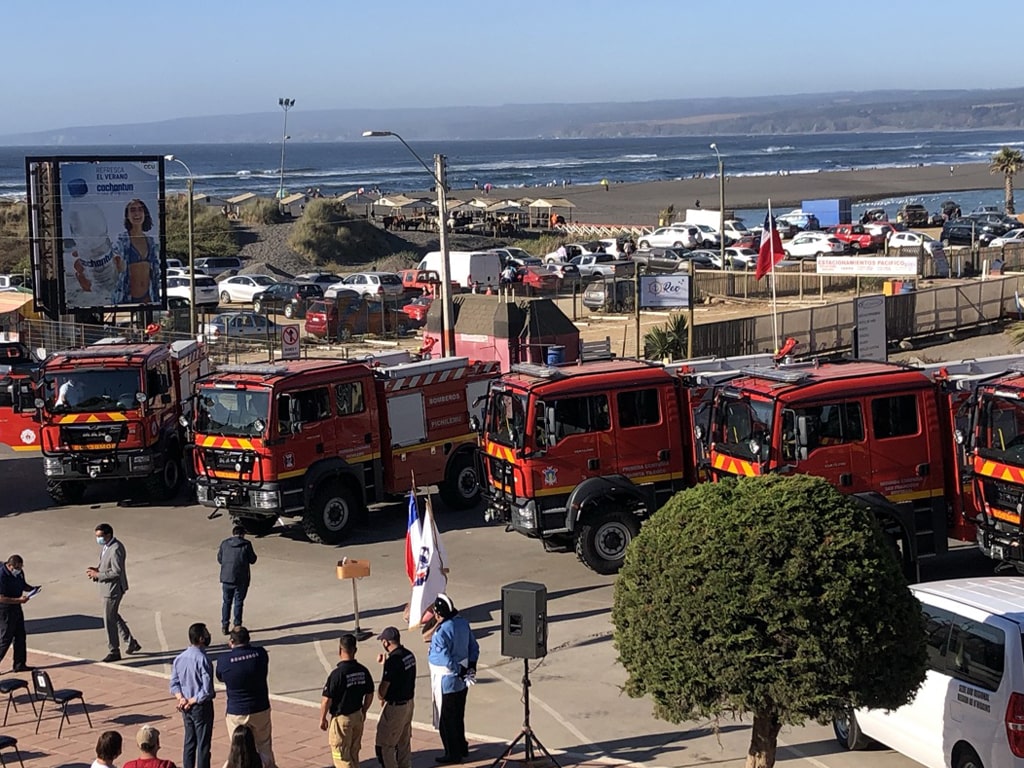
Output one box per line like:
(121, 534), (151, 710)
(113, 198), (161, 304)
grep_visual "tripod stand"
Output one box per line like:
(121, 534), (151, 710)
(491, 657), (560, 768)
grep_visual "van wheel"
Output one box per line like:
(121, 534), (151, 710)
(303, 481), (359, 544)
(47, 480), (85, 505)
(220, 291), (231, 304)
(438, 452), (480, 510)
(952, 746), (983, 768)
(832, 710), (871, 750)
(575, 508), (640, 574)
(284, 304), (295, 319)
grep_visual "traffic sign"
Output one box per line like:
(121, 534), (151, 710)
(281, 324), (300, 360)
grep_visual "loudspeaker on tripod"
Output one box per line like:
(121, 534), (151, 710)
(501, 581), (547, 659)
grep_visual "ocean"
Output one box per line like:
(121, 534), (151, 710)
(1, 129), (1019, 216)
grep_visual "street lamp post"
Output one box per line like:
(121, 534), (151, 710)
(278, 97), (295, 208)
(362, 130), (456, 357)
(164, 154), (196, 338)
(710, 143), (725, 268)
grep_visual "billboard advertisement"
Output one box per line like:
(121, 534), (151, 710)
(27, 156), (166, 314)
(815, 256), (918, 277)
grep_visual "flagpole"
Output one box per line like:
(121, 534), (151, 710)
(767, 198), (781, 354)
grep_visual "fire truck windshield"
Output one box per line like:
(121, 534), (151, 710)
(196, 387), (270, 437)
(44, 369), (143, 413)
(978, 394), (1024, 460)
(712, 393), (774, 460)
(486, 390), (527, 448)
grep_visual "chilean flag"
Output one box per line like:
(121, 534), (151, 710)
(405, 490), (421, 584)
(755, 212), (785, 280)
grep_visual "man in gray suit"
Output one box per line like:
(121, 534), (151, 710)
(85, 523), (141, 662)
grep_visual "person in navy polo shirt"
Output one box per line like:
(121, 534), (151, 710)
(216, 627), (275, 768)
(0, 554), (38, 672)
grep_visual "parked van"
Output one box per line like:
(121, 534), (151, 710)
(834, 577), (1024, 768)
(418, 251), (501, 291)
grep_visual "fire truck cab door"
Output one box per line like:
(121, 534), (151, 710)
(612, 386), (678, 482)
(783, 401), (871, 492)
(867, 391), (936, 501)
(285, 386), (333, 460)
(539, 393), (613, 495)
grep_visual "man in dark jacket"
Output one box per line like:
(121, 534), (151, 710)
(216, 626), (275, 767)
(217, 526), (257, 635)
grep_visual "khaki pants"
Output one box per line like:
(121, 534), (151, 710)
(225, 708), (275, 768)
(376, 701), (414, 768)
(328, 710), (365, 768)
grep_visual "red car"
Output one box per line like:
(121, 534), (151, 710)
(401, 296), (433, 328)
(397, 268), (459, 299)
(516, 266), (560, 295)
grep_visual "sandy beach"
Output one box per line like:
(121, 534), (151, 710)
(511, 162), (1003, 225)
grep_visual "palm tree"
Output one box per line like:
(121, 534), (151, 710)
(643, 314), (689, 361)
(989, 146), (1023, 215)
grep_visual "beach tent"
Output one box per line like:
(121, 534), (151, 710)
(376, 195), (434, 211)
(337, 191), (378, 206)
(529, 197), (576, 226)
(280, 192), (308, 218)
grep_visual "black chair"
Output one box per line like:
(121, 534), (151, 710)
(31, 669), (91, 738)
(0, 735), (25, 768)
(0, 680), (35, 728)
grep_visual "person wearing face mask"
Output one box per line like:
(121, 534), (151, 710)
(0, 554), (38, 672)
(170, 623), (215, 768)
(85, 523), (141, 662)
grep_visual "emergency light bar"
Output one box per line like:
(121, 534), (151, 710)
(511, 362), (563, 379)
(215, 364), (290, 377)
(739, 366), (810, 384)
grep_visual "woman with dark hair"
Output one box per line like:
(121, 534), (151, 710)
(92, 730), (124, 768)
(113, 198), (161, 304)
(223, 725), (267, 768)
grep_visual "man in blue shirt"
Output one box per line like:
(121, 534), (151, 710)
(216, 626), (275, 768)
(0, 554), (38, 672)
(170, 622), (214, 768)
(427, 594), (479, 764)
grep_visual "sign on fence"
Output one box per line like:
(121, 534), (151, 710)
(854, 294), (887, 361)
(816, 256), (918, 276)
(639, 274), (691, 309)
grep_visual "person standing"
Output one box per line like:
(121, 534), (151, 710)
(216, 627), (275, 768)
(217, 526), (258, 635)
(123, 726), (177, 768)
(319, 634), (374, 768)
(170, 623), (215, 768)
(428, 594), (479, 764)
(0, 554), (38, 672)
(374, 627), (416, 768)
(85, 523), (141, 662)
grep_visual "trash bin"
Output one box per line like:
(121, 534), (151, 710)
(546, 345), (565, 365)
(899, 282), (915, 294)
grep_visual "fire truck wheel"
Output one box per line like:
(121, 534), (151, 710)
(575, 509), (640, 575)
(832, 710), (871, 750)
(304, 482), (359, 544)
(144, 454), (183, 500)
(46, 480), (85, 505)
(438, 453), (480, 510)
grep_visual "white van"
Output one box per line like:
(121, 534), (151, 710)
(418, 251), (501, 291)
(834, 578), (1024, 768)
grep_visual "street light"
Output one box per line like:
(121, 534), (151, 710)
(362, 130), (456, 357)
(164, 154), (196, 338)
(278, 97), (295, 207)
(710, 143), (725, 269)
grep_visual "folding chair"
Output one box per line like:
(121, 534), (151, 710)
(0, 735), (25, 768)
(31, 669), (92, 738)
(0, 679), (36, 727)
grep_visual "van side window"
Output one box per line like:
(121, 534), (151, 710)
(921, 604), (955, 672)
(336, 381), (365, 416)
(871, 394), (919, 439)
(551, 394), (610, 441)
(617, 389), (660, 428)
(294, 387), (331, 423)
(948, 618), (1005, 692)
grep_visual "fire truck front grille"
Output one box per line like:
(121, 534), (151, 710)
(60, 423), (127, 446)
(203, 449), (256, 475)
(982, 478), (1024, 517)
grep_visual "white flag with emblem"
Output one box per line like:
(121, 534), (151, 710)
(408, 494), (448, 629)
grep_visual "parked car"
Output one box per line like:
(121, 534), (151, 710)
(515, 265), (560, 294)
(489, 247), (539, 268)
(166, 275), (219, 309)
(687, 223), (723, 246)
(202, 312), (278, 343)
(964, 213), (1017, 236)
(889, 231), (950, 259)
(783, 232), (845, 260)
(544, 262), (582, 289)
(397, 268), (459, 298)
(724, 247), (759, 270)
(543, 243), (595, 264)
(304, 294), (406, 341)
(896, 203), (930, 227)
(192, 256), (242, 277)
(582, 279), (635, 313)
(294, 272), (348, 287)
(776, 210), (821, 232)
(864, 221), (906, 242)
(631, 248), (692, 274)
(252, 281), (324, 319)
(165, 258), (183, 270)
(771, 219), (801, 239)
(570, 253), (634, 280)
(970, 204), (1002, 215)
(639, 227), (698, 250)
(684, 250), (722, 270)
(990, 228), (1024, 247)
(329, 271), (405, 300)
(400, 295), (433, 327)
(0, 274), (30, 290)
(729, 235), (762, 251)
(940, 221), (996, 248)
(826, 224), (885, 252)
(218, 274), (278, 304)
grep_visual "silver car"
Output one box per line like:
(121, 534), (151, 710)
(202, 311), (278, 343)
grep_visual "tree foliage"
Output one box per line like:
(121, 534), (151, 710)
(612, 474), (926, 768)
(990, 145), (1023, 216)
(643, 313), (688, 360)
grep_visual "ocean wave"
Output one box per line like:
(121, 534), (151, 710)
(762, 145), (795, 153)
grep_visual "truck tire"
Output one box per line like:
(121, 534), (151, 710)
(237, 516), (278, 537)
(438, 452), (480, 510)
(143, 449), (183, 500)
(832, 710), (871, 750)
(575, 508), (640, 574)
(47, 480), (85, 505)
(303, 481), (359, 544)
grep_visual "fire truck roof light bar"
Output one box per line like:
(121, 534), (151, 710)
(215, 364), (290, 377)
(740, 366), (810, 384)
(55, 346), (145, 361)
(511, 362), (563, 379)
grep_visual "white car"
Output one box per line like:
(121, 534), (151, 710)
(166, 275), (219, 309)
(888, 231), (945, 256)
(543, 243), (595, 264)
(686, 223), (722, 246)
(328, 271), (404, 300)
(724, 247), (759, 270)
(784, 232), (845, 260)
(218, 274), (278, 304)
(991, 228), (1024, 247)
(638, 227), (698, 250)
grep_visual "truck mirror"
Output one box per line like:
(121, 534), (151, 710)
(796, 415), (809, 447)
(469, 414), (481, 433)
(135, 391), (147, 404)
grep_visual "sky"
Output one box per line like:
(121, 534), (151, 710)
(5, 0), (1021, 135)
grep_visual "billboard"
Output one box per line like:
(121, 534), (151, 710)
(815, 256), (918, 277)
(639, 274), (691, 309)
(26, 156), (166, 315)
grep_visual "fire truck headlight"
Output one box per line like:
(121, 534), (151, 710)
(514, 501), (537, 530)
(250, 489), (279, 509)
(43, 456), (64, 476)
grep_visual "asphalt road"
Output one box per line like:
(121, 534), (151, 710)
(0, 451), (1000, 768)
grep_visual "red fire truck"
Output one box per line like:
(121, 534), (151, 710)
(0, 338), (41, 453)
(190, 355), (499, 543)
(704, 355), (1024, 579)
(36, 340), (208, 504)
(477, 354), (772, 573)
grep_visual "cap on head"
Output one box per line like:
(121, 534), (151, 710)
(378, 626), (400, 643)
(136, 725), (160, 750)
(433, 593), (455, 619)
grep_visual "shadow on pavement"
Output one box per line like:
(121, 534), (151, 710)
(27, 614), (104, 634)
(568, 724), (749, 765)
